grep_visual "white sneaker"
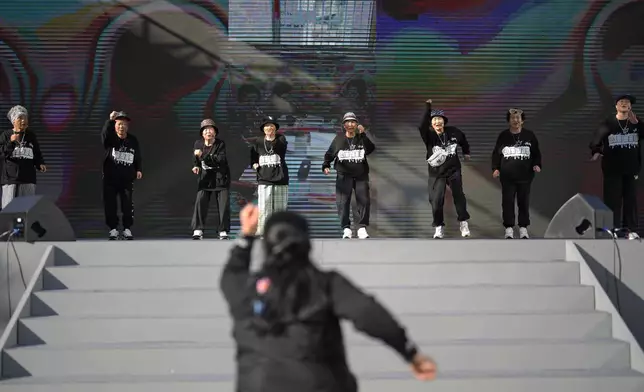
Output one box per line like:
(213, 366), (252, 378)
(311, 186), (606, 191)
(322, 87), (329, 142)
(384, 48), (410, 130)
(519, 227), (529, 239)
(628, 232), (641, 240)
(460, 221), (471, 238)
(342, 228), (352, 239)
(505, 227), (514, 239)
(357, 227), (369, 239)
(122, 228), (133, 240)
(193, 229), (203, 240)
(108, 229), (119, 240)
(433, 226), (444, 239)
(219, 231), (229, 240)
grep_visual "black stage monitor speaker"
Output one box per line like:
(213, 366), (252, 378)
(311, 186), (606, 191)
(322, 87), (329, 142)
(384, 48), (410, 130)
(0, 195), (75, 242)
(544, 193), (613, 239)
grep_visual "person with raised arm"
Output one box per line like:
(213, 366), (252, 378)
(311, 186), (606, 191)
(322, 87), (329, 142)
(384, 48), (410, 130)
(322, 112), (375, 239)
(220, 203), (438, 392)
(418, 99), (471, 239)
(589, 94), (643, 240)
(101, 111), (142, 240)
(0, 105), (46, 209)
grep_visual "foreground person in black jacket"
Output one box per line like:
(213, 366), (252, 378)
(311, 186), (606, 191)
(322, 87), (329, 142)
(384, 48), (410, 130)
(191, 119), (231, 240)
(101, 111), (142, 240)
(491, 108), (542, 239)
(0, 105), (47, 209)
(590, 94), (643, 240)
(220, 204), (437, 392)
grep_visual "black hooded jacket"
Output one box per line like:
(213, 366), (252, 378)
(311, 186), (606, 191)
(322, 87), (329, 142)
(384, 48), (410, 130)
(220, 237), (418, 392)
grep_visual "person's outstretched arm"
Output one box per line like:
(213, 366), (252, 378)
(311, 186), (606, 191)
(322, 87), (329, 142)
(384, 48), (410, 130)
(329, 270), (437, 380)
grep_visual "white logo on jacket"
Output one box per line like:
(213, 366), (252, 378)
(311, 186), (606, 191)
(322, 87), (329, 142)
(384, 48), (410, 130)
(608, 132), (639, 148)
(338, 148), (366, 162)
(112, 148), (134, 165)
(501, 146), (531, 160)
(11, 146), (34, 160)
(259, 154), (281, 167)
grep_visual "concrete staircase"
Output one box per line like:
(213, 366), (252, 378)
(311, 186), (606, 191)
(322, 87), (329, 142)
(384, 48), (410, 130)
(1, 239), (643, 391)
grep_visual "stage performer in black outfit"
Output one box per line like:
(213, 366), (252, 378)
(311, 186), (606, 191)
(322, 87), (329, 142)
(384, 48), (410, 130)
(192, 118), (231, 240)
(418, 99), (471, 239)
(101, 111), (142, 240)
(491, 108), (542, 239)
(322, 112), (375, 239)
(0, 105), (47, 209)
(590, 94), (643, 240)
(220, 203), (437, 392)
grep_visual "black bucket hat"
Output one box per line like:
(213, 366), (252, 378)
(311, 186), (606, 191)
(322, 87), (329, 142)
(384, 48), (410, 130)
(200, 118), (219, 135)
(260, 116), (280, 132)
(430, 109), (448, 124)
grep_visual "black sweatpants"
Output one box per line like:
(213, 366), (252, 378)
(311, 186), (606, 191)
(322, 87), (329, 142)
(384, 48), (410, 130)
(603, 174), (638, 231)
(428, 170), (470, 227)
(103, 178), (134, 230)
(336, 173), (370, 229)
(501, 179), (532, 228)
(191, 189), (231, 232)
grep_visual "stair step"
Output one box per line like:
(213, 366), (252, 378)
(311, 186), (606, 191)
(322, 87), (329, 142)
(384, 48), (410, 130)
(43, 262), (580, 290)
(18, 312), (613, 346)
(52, 239), (567, 266)
(2, 340), (630, 378)
(1, 371), (644, 392)
(30, 286), (595, 317)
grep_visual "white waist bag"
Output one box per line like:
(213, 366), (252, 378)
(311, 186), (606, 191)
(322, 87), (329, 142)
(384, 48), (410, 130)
(427, 148), (448, 167)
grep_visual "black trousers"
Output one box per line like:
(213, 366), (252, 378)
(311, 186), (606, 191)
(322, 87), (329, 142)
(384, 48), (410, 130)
(336, 173), (370, 229)
(603, 174), (638, 231)
(103, 179), (134, 230)
(191, 189), (231, 232)
(501, 179), (532, 228)
(428, 171), (470, 227)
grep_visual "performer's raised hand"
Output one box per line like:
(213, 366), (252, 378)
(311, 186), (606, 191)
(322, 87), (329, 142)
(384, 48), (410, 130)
(194, 149), (202, 157)
(109, 111), (118, 121)
(240, 203), (259, 236)
(628, 110), (639, 124)
(358, 125), (365, 133)
(410, 353), (437, 381)
(426, 99), (432, 104)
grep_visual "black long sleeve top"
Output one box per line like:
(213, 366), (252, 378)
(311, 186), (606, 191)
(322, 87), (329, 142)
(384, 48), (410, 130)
(589, 116), (643, 176)
(101, 119), (142, 183)
(322, 132), (375, 178)
(0, 129), (45, 185)
(418, 103), (470, 178)
(193, 138), (230, 190)
(250, 134), (289, 185)
(220, 237), (419, 392)
(491, 128), (542, 182)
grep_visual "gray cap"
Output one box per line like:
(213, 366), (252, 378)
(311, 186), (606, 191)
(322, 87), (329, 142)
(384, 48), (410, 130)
(113, 111), (131, 121)
(342, 112), (358, 123)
